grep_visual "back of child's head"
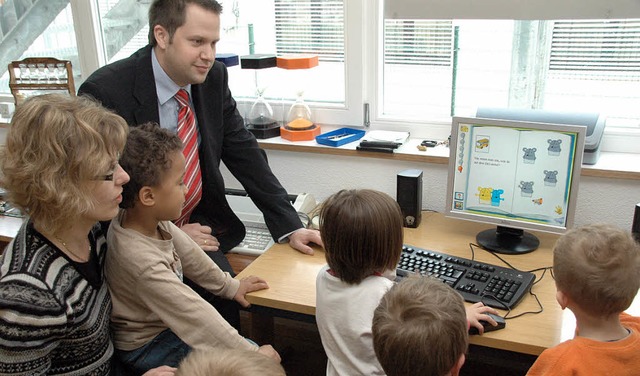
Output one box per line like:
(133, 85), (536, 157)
(319, 189), (404, 284)
(553, 223), (640, 317)
(175, 348), (286, 376)
(119, 122), (183, 209)
(372, 276), (468, 376)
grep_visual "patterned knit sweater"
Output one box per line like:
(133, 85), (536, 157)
(0, 220), (113, 375)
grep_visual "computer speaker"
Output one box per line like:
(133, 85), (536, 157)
(397, 169), (423, 228)
(632, 203), (640, 243)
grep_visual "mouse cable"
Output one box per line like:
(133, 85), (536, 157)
(466, 243), (546, 318)
(297, 211), (312, 229)
(467, 243), (552, 291)
(469, 242), (552, 277)
(480, 286), (544, 320)
(504, 287), (544, 320)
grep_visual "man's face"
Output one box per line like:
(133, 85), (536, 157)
(154, 4), (220, 87)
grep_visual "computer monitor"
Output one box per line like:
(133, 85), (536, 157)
(445, 116), (587, 254)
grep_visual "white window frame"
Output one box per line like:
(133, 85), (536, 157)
(69, 0), (106, 80)
(63, 0), (640, 153)
(375, 0), (640, 153)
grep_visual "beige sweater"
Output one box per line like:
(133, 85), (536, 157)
(105, 210), (256, 352)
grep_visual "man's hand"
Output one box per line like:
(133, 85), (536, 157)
(180, 223), (219, 251)
(288, 228), (323, 255)
(257, 345), (282, 362)
(142, 366), (177, 376)
(234, 275), (269, 307)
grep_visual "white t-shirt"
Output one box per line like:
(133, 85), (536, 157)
(315, 265), (395, 376)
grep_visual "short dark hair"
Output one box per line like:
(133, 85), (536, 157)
(148, 0), (223, 46)
(319, 189), (404, 284)
(373, 276), (468, 376)
(119, 123), (183, 209)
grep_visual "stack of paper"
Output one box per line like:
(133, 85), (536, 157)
(363, 130), (410, 144)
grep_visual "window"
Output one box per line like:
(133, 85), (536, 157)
(217, 0), (352, 124)
(0, 0), (79, 96)
(96, 0), (150, 64)
(377, 6), (640, 152)
(2, 0), (639, 153)
(381, 19), (640, 119)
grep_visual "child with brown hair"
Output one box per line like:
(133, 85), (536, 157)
(527, 224), (640, 375)
(315, 189), (498, 375)
(105, 123), (280, 374)
(372, 276), (469, 376)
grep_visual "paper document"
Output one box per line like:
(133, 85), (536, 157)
(363, 130), (410, 144)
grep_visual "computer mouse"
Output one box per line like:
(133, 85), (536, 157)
(468, 313), (506, 335)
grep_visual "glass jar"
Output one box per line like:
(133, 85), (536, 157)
(285, 91), (314, 131)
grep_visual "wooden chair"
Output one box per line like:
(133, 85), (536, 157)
(7, 57), (76, 106)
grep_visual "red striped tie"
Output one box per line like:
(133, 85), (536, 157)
(174, 89), (202, 227)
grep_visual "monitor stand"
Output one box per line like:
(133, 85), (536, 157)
(476, 226), (539, 255)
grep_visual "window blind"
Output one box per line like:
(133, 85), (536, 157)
(384, 20), (453, 65)
(384, 0), (640, 20)
(550, 20), (640, 73)
(274, 0), (344, 62)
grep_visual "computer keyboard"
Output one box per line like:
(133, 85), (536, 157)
(229, 223), (275, 256)
(396, 245), (536, 310)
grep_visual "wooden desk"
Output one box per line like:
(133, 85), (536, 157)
(238, 211), (640, 356)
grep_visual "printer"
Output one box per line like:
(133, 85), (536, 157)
(476, 107), (606, 165)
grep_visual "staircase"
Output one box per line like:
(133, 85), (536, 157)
(0, 0), (70, 77)
(0, 0), (148, 80)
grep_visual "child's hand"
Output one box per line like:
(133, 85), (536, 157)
(234, 275), (269, 307)
(257, 344), (282, 362)
(466, 302), (499, 334)
(141, 366), (176, 376)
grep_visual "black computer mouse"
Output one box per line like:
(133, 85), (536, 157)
(469, 313), (506, 335)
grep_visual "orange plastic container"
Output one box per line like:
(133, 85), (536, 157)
(280, 125), (321, 141)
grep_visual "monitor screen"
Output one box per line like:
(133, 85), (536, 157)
(445, 116), (587, 254)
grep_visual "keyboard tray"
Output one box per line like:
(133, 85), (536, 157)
(396, 245), (535, 310)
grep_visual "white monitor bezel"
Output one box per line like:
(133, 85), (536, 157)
(444, 116), (587, 235)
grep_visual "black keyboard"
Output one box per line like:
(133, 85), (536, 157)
(396, 245), (536, 310)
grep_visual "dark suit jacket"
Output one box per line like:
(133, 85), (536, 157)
(79, 45), (302, 252)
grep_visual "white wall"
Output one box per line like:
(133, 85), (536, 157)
(222, 149), (640, 232)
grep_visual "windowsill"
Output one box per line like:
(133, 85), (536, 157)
(257, 126), (640, 180)
(3, 120), (637, 180)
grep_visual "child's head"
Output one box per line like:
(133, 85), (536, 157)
(119, 122), (185, 216)
(553, 223), (640, 317)
(372, 276), (468, 376)
(175, 348), (285, 376)
(319, 189), (404, 284)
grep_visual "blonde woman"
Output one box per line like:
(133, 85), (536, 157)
(0, 94), (174, 376)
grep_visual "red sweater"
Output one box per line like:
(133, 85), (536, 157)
(527, 313), (640, 376)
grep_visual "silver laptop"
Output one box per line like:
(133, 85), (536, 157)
(226, 194), (275, 256)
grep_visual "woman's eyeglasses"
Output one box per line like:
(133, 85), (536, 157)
(95, 162), (120, 181)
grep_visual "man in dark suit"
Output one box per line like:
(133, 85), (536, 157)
(79, 0), (322, 327)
